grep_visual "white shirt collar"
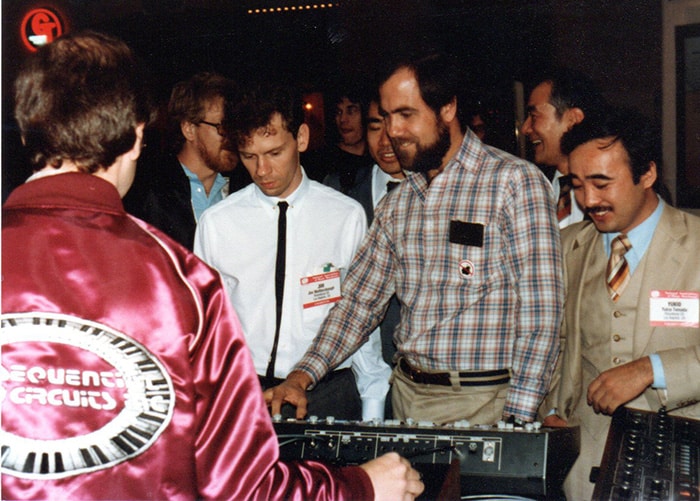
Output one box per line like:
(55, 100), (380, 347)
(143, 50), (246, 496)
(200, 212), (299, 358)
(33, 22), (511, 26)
(371, 164), (402, 208)
(253, 166), (310, 210)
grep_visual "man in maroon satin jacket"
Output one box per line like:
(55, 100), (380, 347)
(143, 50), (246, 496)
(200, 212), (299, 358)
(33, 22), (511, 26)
(1, 30), (424, 500)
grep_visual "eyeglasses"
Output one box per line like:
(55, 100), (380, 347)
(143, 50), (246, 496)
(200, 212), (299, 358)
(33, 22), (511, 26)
(198, 120), (225, 136)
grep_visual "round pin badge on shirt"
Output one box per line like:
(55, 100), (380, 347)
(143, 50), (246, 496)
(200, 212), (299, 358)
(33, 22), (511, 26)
(459, 259), (475, 278)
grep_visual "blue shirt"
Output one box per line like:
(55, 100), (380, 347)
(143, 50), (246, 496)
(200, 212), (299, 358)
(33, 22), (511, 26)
(603, 196), (664, 275)
(181, 163), (228, 222)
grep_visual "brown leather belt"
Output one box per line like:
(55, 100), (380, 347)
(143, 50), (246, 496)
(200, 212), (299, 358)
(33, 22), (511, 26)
(399, 358), (510, 387)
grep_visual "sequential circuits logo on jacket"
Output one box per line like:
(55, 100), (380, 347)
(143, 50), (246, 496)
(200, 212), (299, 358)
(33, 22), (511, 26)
(1, 312), (175, 479)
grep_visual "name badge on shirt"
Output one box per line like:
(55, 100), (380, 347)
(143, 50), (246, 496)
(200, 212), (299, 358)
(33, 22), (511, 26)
(649, 290), (699, 328)
(301, 265), (342, 309)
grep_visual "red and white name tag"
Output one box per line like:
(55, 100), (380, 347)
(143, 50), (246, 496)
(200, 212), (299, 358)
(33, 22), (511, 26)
(649, 290), (699, 327)
(301, 270), (342, 309)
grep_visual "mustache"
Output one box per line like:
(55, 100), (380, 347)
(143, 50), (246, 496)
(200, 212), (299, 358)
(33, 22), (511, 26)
(585, 206), (612, 215)
(389, 136), (410, 147)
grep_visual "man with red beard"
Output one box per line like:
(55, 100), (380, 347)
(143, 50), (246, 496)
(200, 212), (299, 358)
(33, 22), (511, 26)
(124, 72), (238, 249)
(268, 51), (564, 427)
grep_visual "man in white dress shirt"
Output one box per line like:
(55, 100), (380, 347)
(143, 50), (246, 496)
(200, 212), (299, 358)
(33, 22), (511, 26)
(521, 68), (607, 228)
(195, 81), (390, 421)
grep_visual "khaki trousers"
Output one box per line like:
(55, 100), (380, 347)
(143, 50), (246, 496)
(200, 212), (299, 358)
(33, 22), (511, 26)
(390, 363), (509, 425)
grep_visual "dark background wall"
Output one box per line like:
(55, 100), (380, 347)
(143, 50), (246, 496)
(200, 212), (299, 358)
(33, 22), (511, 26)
(2, 0), (662, 194)
(550, 0), (662, 122)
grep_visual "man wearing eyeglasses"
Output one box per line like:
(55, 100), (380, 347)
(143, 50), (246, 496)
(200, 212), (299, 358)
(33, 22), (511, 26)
(124, 72), (238, 249)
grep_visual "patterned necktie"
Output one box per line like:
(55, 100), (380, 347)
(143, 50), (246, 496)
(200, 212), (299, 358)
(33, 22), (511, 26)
(557, 175), (573, 221)
(606, 234), (632, 302)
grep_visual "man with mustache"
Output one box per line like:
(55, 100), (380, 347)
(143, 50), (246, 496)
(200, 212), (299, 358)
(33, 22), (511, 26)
(268, 51), (564, 426)
(540, 107), (700, 500)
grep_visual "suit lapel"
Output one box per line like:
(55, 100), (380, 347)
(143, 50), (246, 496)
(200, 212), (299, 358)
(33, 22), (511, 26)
(560, 223), (600, 416)
(566, 223), (601, 344)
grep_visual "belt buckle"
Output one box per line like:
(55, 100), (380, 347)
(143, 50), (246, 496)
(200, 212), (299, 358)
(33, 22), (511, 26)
(411, 365), (421, 382)
(403, 359), (419, 382)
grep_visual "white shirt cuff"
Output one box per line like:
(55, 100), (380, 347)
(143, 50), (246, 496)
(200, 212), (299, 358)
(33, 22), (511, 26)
(361, 398), (386, 421)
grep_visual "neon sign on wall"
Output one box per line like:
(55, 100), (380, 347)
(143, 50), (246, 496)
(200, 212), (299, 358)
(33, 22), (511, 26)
(20, 7), (65, 52)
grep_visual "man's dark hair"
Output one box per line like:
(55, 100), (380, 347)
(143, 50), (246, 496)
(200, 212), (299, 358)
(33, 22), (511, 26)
(168, 72), (236, 151)
(377, 51), (463, 118)
(538, 67), (607, 120)
(562, 106), (663, 189)
(14, 31), (154, 173)
(328, 76), (369, 110)
(325, 76), (370, 141)
(225, 80), (304, 147)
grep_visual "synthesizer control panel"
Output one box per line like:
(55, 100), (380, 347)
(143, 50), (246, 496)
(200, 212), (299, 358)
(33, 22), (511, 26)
(274, 417), (580, 499)
(593, 407), (700, 501)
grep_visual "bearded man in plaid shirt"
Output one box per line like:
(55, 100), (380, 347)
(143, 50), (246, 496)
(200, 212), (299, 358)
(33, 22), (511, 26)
(268, 51), (564, 425)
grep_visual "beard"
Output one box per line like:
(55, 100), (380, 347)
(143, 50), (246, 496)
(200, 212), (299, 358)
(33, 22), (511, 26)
(198, 142), (237, 173)
(391, 121), (451, 174)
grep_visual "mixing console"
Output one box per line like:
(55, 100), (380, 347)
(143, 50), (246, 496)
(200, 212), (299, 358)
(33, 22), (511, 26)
(593, 407), (699, 500)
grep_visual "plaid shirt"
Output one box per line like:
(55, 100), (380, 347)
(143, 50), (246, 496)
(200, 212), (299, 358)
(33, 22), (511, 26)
(296, 130), (564, 421)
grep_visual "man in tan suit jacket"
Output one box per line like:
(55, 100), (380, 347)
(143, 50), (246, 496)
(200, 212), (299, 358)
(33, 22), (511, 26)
(540, 107), (700, 500)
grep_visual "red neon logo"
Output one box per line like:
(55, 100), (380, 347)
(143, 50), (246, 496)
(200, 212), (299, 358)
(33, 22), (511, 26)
(21, 8), (64, 52)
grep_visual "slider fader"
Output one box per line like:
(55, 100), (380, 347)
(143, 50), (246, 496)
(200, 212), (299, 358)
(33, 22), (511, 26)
(593, 407), (700, 501)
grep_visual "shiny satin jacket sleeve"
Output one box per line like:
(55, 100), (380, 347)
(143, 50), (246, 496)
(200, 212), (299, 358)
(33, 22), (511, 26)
(186, 241), (374, 500)
(1, 173), (373, 501)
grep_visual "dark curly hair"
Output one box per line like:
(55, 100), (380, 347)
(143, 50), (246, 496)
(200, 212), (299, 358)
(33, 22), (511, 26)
(224, 80), (304, 147)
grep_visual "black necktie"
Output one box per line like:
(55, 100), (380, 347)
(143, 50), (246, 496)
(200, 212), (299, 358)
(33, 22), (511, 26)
(266, 201), (288, 378)
(386, 180), (400, 193)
